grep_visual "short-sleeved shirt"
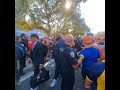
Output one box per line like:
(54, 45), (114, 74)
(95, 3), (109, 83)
(58, 44), (78, 75)
(80, 47), (100, 72)
(86, 62), (105, 90)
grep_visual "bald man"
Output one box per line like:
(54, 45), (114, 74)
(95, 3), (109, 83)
(57, 34), (80, 90)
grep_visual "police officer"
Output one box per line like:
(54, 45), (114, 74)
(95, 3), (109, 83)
(50, 33), (64, 87)
(20, 33), (28, 49)
(20, 33), (29, 67)
(57, 34), (80, 90)
(15, 36), (26, 76)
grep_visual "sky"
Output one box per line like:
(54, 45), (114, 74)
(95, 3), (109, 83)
(80, 0), (105, 34)
(25, 0), (105, 34)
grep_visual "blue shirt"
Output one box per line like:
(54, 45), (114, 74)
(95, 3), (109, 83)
(87, 62), (105, 81)
(80, 47), (100, 71)
(86, 62), (105, 90)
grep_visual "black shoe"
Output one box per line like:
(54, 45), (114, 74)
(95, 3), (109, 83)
(20, 73), (25, 76)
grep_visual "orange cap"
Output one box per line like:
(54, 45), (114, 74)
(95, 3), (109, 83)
(83, 36), (93, 44)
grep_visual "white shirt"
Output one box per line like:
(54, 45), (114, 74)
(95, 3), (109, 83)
(32, 40), (38, 51)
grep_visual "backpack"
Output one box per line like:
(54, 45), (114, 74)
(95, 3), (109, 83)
(15, 44), (24, 60)
(30, 67), (49, 89)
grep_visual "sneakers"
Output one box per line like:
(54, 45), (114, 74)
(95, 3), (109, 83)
(50, 79), (57, 87)
(30, 86), (38, 90)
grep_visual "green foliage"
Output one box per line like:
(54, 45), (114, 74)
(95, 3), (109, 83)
(15, 0), (89, 36)
(15, 19), (36, 32)
(95, 31), (105, 38)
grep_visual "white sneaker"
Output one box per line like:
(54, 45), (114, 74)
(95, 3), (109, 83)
(50, 79), (57, 87)
(30, 86), (38, 90)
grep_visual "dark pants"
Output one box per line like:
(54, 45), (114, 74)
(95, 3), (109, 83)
(34, 65), (39, 76)
(61, 72), (75, 90)
(15, 59), (20, 81)
(53, 59), (60, 79)
(82, 70), (97, 90)
(19, 58), (25, 75)
(23, 55), (26, 68)
(91, 82), (97, 90)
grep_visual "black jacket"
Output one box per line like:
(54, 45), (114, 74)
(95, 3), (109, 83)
(15, 44), (24, 60)
(74, 39), (82, 52)
(30, 41), (44, 66)
(15, 41), (26, 56)
(21, 38), (28, 49)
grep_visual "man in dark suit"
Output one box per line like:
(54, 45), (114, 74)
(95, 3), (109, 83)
(30, 34), (45, 77)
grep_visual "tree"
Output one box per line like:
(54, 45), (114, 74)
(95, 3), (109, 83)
(15, 0), (48, 32)
(95, 31), (105, 38)
(15, 0), (90, 36)
(57, 0), (90, 37)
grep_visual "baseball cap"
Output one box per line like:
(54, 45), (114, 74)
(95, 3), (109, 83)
(83, 36), (93, 44)
(20, 33), (26, 37)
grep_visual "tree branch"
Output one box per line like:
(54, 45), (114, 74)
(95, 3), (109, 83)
(25, 1), (37, 25)
(36, 26), (48, 32)
(50, 0), (60, 14)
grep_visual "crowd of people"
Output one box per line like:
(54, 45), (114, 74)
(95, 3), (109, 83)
(15, 32), (105, 90)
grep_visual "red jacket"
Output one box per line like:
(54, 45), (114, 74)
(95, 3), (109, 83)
(28, 40), (34, 51)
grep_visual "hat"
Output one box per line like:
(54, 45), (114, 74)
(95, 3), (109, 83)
(20, 33), (26, 37)
(83, 36), (93, 44)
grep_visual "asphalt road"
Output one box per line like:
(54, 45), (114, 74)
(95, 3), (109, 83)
(15, 59), (84, 90)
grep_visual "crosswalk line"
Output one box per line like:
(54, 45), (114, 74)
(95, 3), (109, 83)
(19, 71), (34, 83)
(44, 59), (54, 67)
(19, 59), (54, 83)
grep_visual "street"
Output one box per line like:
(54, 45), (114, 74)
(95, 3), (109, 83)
(15, 59), (84, 90)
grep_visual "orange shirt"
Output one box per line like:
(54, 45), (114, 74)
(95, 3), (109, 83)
(93, 46), (104, 59)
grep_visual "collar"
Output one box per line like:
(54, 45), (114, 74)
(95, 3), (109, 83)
(34, 40), (38, 46)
